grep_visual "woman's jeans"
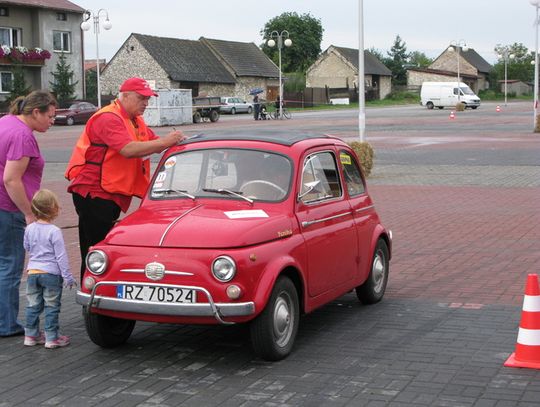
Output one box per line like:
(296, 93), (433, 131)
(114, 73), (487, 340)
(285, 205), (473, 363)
(25, 273), (63, 342)
(0, 210), (25, 336)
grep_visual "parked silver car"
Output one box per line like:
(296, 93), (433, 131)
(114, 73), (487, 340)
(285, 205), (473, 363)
(220, 97), (253, 114)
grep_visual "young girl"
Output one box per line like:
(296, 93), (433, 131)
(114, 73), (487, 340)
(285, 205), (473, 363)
(23, 189), (76, 349)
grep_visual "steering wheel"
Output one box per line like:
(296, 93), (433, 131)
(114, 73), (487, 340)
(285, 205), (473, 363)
(239, 180), (287, 200)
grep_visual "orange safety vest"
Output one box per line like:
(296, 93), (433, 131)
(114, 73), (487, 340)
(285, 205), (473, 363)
(65, 100), (151, 198)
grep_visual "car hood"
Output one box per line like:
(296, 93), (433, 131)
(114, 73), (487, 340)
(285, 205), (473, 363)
(103, 203), (293, 249)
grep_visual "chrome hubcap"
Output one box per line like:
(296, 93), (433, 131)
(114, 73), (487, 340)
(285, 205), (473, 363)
(372, 251), (386, 293)
(273, 294), (292, 347)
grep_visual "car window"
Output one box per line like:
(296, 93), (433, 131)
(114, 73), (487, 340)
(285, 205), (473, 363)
(339, 150), (365, 196)
(300, 151), (342, 204)
(150, 149), (292, 202)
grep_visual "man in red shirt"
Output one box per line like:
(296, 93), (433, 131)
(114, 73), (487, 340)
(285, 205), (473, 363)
(65, 77), (186, 282)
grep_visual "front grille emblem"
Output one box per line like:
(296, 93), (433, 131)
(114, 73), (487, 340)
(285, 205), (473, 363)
(145, 262), (165, 281)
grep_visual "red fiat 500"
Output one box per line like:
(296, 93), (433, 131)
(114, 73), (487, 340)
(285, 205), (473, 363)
(77, 134), (392, 361)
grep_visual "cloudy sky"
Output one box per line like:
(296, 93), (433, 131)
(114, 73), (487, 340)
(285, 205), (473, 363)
(76, 0), (537, 64)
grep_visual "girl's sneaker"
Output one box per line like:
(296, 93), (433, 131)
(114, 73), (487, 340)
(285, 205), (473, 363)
(44, 335), (70, 349)
(24, 331), (45, 346)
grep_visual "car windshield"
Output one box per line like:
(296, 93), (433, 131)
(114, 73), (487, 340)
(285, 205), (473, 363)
(460, 86), (475, 95)
(150, 148), (292, 202)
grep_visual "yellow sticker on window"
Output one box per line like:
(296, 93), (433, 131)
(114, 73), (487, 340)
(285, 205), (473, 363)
(340, 153), (351, 165)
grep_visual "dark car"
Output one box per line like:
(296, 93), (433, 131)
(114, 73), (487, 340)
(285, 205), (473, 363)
(77, 134), (392, 361)
(54, 102), (97, 125)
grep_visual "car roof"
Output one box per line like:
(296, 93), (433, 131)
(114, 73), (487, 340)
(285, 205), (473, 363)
(183, 133), (341, 147)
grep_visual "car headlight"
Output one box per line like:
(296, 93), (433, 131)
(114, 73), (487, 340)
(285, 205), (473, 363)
(86, 250), (108, 275)
(212, 256), (236, 282)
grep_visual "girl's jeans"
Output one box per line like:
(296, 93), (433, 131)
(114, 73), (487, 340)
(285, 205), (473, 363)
(0, 210), (25, 336)
(25, 273), (63, 342)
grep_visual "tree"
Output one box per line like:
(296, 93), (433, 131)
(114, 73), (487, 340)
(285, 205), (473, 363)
(491, 43), (534, 88)
(7, 64), (31, 102)
(50, 52), (77, 105)
(384, 35), (409, 86)
(367, 47), (385, 62)
(260, 12), (323, 73)
(408, 51), (433, 68)
(85, 69), (97, 100)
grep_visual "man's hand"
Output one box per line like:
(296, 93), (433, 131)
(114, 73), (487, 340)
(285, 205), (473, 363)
(163, 129), (187, 148)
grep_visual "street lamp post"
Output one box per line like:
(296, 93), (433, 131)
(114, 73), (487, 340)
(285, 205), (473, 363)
(530, 0), (540, 130)
(267, 31), (292, 119)
(498, 48), (515, 106)
(448, 40), (468, 103)
(81, 9), (112, 109)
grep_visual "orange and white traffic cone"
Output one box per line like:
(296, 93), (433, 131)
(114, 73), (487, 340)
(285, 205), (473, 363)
(496, 105), (501, 112)
(449, 111), (455, 119)
(504, 274), (540, 369)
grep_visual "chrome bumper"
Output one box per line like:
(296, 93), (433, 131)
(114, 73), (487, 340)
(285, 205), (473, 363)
(76, 281), (255, 325)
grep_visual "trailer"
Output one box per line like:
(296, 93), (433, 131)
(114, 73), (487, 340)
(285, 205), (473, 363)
(192, 96), (222, 123)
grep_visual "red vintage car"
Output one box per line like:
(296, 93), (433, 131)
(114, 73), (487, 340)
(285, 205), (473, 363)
(77, 134), (392, 361)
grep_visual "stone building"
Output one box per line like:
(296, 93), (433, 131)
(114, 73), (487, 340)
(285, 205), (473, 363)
(407, 46), (492, 93)
(306, 46), (392, 100)
(100, 33), (279, 100)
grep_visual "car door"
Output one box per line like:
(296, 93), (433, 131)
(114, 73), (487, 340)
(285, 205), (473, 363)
(338, 149), (378, 281)
(295, 148), (358, 297)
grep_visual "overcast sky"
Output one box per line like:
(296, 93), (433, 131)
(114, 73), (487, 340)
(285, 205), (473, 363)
(76, 0), (538, 65)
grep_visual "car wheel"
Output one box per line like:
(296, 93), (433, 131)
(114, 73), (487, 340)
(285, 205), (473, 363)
(471, 106), (478, 110)
(230, 107), (236, 115)
(193, 111), (202, 123)
(66, 117), (75, 126)
(247, 106), (253, 114)
(84, 309), (135, 348)
(250, 276), (299, 361)
(438, 106), (444, 110)
(356, 239), (389, 304)
(426, 102), (434, 110)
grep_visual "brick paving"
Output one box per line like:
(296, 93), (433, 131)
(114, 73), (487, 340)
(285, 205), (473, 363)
(1, 102), (540, 406)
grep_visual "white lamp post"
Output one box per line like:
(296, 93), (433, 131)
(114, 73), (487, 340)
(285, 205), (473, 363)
(530, 0), (540, 130)
(498, 49), (515, 106)
(447, 40), (468, 103)
(267, 31), (292, 119)
(358, 0), (366, 142)
(81, 9), (112, 108)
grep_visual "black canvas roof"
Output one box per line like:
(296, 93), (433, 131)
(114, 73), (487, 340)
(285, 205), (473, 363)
(181, 132), (336, 147)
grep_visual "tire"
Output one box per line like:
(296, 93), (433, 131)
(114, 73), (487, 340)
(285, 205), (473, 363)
(247, 106), (253, 114)
(438, 106), (444, 110)
(250, 276), (299, 361)
(193, 111), (202, 123)
(471, 106), (478, 110)
(426, 102), (434, 110)
(209, 110), (219, 122)
(283, 109), (291, 119)
(84, 309), (135, 348)
(66, 116), (75, 126)
(230, 107), (236, 115)
(356, 239), (389, 305)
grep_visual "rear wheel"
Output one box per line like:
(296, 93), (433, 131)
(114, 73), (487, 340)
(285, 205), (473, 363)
(84, 309), (135, 348)
(66, 116), (75, 126)
(209, 110), (219, 122)
(193, 111), (202, 123)
(426, 102), (434, 110)
(230, 107), (236, 115)
(356, 239), (389, 304)
(283, 109), (291, 119)
(247, 106), (253, 114)
(250, 276), (299, 361)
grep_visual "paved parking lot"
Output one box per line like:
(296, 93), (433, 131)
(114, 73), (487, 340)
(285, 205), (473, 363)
(1, 101), (539, 406)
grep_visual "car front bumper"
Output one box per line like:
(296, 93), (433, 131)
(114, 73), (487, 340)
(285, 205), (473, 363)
(76, 281), (256, 325)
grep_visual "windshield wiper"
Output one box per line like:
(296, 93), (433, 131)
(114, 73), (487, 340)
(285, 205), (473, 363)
(202, 188), (253, 204)
(152, 188), (195, 200)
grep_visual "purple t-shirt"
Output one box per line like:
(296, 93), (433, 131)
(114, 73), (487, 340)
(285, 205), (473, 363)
(0, 114), (44, 212)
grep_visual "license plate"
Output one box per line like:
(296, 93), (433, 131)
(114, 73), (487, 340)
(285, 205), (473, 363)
(117, 285), (196, 303)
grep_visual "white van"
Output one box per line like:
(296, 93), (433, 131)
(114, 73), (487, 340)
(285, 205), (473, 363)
(420, 82), (481, 110)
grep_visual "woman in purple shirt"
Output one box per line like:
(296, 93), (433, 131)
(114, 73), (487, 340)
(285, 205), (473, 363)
(0, 91), (57, 337)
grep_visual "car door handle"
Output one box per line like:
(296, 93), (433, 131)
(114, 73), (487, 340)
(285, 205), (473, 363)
(301, 211), (352, 228)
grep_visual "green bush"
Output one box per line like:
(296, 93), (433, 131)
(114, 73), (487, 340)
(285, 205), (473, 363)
(384, 90), (419, 102)
(348, 141), (374, 177)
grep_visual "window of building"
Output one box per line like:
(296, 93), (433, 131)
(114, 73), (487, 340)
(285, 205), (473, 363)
(56, 12), (67, 21)
(0, 7), (9, 17)
(0, 27), (21, 47)
(53, 31), (70, 52)
(1, 71), (13, 93)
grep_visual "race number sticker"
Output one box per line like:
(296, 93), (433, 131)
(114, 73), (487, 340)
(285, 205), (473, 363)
(156, 172), (167, 182)
(164, 157), (176, 169)
(340, 153), (351, 165)
(224, 210), (269, 219)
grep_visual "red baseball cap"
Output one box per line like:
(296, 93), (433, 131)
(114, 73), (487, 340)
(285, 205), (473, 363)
(119, 77), (158, 97)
